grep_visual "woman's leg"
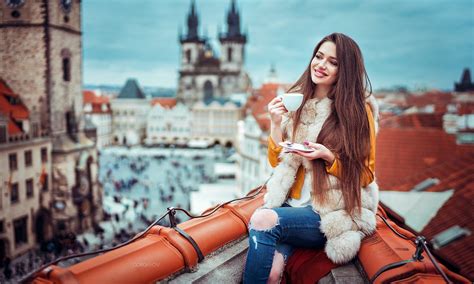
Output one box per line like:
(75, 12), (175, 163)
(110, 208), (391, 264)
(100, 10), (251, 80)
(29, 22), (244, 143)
(243, 205), (326, 284)
(268, 243), (293, 284)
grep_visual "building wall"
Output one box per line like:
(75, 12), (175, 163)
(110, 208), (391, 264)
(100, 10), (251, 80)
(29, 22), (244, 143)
(89, 113), (113, 149)
(237, 115), (273, 195)
(1, 0), (103, 236)
(191, 102), (241, 146)
(0, 137), (52, 258)
(146, 104), (191, 145)
(111, 99), (150, 145)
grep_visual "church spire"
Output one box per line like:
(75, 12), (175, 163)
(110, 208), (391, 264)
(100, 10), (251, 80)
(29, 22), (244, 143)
(219, 0), (246, 43)
(180, 0), (204, 43)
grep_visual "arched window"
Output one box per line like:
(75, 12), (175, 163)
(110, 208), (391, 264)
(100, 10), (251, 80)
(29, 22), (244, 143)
(61, 49), (72, 82)
(203, 81), (213, 102)
(185, 49), (191, 63)
(227, 47), (233, 62)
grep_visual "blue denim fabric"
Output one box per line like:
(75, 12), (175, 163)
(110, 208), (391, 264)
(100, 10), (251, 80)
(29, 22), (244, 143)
(243, 202), (327, 283)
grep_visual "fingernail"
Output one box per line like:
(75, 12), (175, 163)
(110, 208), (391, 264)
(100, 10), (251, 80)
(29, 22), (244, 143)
(303, 141), (309, 145)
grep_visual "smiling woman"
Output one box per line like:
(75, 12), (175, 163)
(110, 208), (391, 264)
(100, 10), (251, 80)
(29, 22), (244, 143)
(243, 33), (380, 284)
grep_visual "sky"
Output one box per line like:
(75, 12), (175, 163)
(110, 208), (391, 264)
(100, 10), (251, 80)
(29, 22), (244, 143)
(82, 0), (474, 91)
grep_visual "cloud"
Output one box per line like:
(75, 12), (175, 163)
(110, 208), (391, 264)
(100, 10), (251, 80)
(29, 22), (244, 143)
(83, 0), (474, 90)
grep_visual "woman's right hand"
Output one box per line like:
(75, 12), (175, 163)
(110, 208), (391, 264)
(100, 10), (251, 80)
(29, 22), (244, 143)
(268, 96), (288, 126)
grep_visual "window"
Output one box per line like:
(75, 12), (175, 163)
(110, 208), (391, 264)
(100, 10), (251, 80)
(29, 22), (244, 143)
(32, 123), (39, 138)
(41, 147), (48, 163)
(26, 178), (34, 198)
(227, 47), (233, 62)
(11, 183), (19, 204)
(0, 125), (6, 143)
(9, 153), (17, 171)
(185, 49), (191, 63)
(24, 150), (32, 167)
(13, 216), (28, 247)
(63, 57), (71, 81)
(42, 174), (49, 192)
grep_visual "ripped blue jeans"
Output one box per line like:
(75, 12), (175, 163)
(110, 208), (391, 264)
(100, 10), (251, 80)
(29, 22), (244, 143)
(243, 202), (327, 283)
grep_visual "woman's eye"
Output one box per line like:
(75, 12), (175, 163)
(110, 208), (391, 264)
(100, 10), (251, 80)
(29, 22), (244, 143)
(316, 54), (322, 59)
(331, 61), (338, 66)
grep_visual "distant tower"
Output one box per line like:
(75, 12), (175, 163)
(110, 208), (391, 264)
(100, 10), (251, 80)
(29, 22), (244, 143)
(179, 0), (205, 70)
(265, 64), (279, 83)
(219, 0), (247, 73)
(176, 0), (250, 106)
(177, 0), (206, 105)
(455, 68), (474, 92)
(0, 0), (102, 233)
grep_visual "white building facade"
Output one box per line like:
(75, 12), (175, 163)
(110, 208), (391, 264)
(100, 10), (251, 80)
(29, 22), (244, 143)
(146, 102), (191, 146)
(111, 79), (151, 146)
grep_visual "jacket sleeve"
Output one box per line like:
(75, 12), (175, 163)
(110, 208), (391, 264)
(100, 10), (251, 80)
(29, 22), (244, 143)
(326, 104), (376, 187)
(268, 136), (283, 168)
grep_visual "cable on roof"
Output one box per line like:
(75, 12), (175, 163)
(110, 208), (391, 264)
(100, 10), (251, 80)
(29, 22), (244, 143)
(370, 214), (453, 284)
(20, 174), (273, 284)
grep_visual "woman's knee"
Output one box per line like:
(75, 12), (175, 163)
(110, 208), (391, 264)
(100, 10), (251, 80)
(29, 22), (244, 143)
(249, 209), (279, 231)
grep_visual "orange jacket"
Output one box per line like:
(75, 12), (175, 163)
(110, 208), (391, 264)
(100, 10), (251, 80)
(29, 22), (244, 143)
(268, 104), (376, 199)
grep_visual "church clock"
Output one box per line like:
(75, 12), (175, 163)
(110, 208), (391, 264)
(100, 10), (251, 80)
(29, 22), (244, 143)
(5, 0), (25, 9)
(60, 0), (72, 13)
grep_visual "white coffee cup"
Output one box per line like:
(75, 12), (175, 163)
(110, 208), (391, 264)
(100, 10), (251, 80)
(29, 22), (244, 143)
(281, 93), (304, 111)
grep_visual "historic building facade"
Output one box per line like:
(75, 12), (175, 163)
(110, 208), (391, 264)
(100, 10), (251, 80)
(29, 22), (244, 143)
(83, 90), (113, 149)
(111, 79), (151, 146)
(0, 0), (103, 258)
(177, 0), (251, 107)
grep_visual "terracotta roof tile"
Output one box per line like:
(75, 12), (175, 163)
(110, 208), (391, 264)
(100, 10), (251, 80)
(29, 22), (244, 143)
(150, 98), (177, 108)
(0, 78), (30, 135)
(246, 83), (291, 132)
(375, 128), (464, 190)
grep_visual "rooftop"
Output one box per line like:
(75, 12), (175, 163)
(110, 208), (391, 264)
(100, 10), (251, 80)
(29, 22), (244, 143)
(31, 187), (471, 283)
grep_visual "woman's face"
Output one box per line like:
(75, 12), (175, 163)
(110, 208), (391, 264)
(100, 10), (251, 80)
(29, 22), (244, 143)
(310, 41), (338, 86)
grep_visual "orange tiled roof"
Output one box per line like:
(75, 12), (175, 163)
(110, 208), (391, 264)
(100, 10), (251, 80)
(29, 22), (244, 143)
(31, 187), (471, 283)
(380, 113), (444, 129)
(0, 78), (30, 135)
(375, 127), (465, 190)
(151, 98), (177, 108)
(83, 90), (111, 114)
(385, 153), (474, 280)
(405, 90), (454, 114)
(246, 82), (291, 132)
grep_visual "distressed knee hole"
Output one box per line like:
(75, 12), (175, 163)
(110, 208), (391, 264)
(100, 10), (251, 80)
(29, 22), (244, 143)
(249, 209), (279, 231)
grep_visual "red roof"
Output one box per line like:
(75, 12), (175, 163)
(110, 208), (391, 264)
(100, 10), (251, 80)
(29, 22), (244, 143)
(0, 79), (30, 135)
(151, 98), (177, 109)
(246, 83), (291, 132)
(31, 189), (470, 283)
(375, 128), (464, 190)
(384, 153), (474, 280)
(405, 91), (454, 114)
(380, 113), (444, 129)
(83, 90), (111, 114)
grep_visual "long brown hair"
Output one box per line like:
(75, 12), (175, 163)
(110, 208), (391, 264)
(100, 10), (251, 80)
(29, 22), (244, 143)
(286, 33), (372, 216)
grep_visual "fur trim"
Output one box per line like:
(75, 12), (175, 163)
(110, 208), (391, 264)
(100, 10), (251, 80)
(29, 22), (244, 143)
(325, 231), (361, 264)
(264, 95), (381, 264)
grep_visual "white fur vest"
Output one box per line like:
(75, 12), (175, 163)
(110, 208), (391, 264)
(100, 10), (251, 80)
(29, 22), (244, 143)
(263, 95), (380, 264)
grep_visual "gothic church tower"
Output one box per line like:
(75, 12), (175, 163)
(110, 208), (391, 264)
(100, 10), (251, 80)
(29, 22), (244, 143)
(177, 0), (250, 107)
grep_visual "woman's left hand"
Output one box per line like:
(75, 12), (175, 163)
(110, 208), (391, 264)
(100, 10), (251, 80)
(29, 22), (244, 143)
(287, 141), (335, 164)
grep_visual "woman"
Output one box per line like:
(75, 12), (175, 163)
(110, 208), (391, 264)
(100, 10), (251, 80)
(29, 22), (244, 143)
(243, 33), (380, 283)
